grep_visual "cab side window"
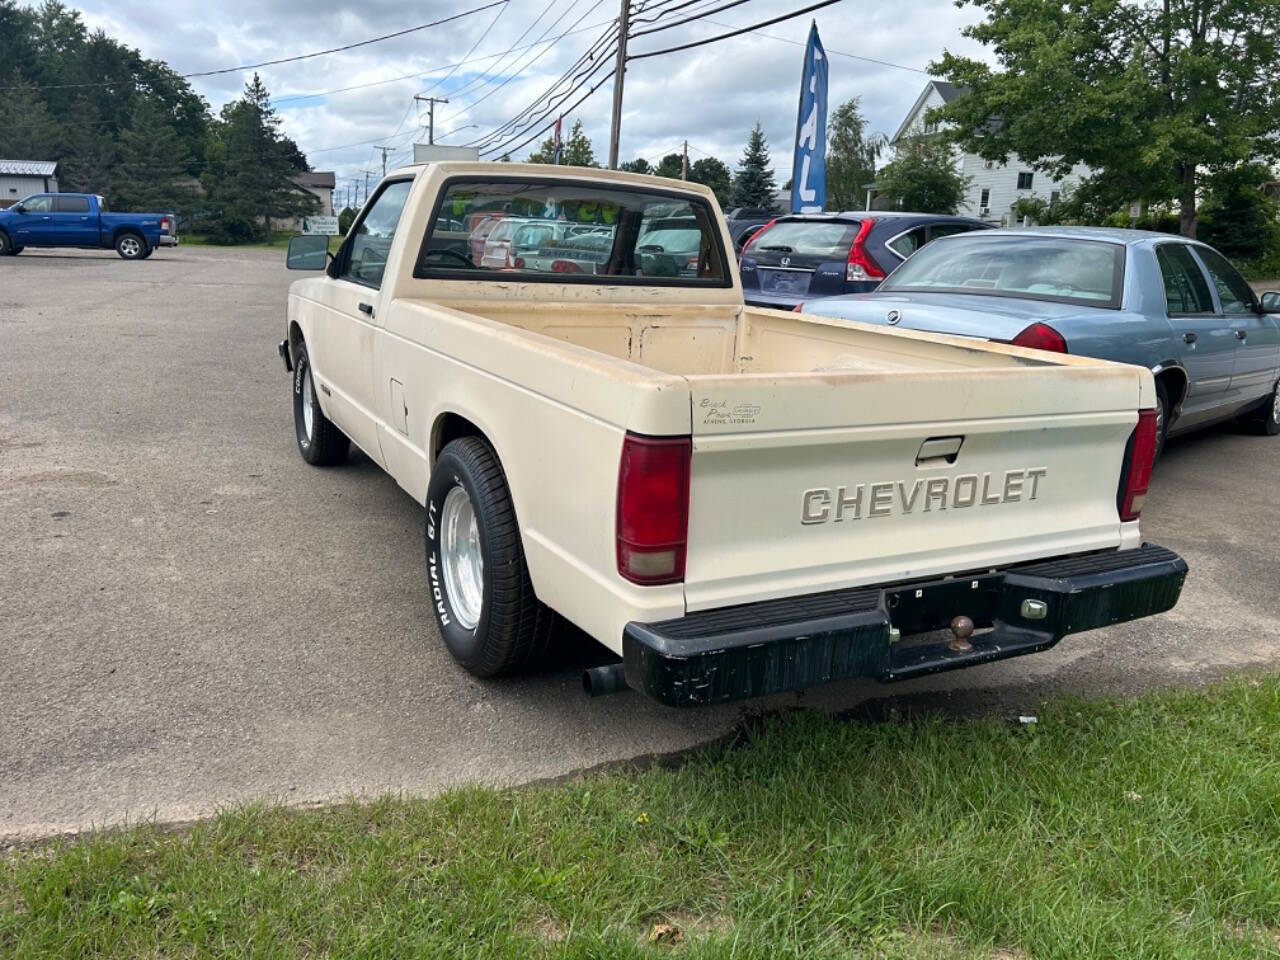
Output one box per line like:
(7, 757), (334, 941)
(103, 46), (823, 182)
(54, 196), (90, 213)
(340, 180), (412, 288)
(22, 195), (53, 213)
(1194, 246), (1258, 315)
(1156, 244), (1213, 315)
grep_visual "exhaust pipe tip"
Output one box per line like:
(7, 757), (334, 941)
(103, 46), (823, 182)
(582, 662), (628, 697)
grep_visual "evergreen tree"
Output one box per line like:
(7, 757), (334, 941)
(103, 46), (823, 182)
(0, 70), (63, 159)
(731, 123), (777, 209)
(619, 157), (652, 174)
(689, 156), (732, 207)
(59, 95), (116, 192)
(200, 73), (317, 242)
(654, 153), (684, 179)
(527, 119), (597, 166)
(113, 98), (197, 215)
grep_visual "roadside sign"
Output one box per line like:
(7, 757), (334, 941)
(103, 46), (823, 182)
(302, 215), (339, 236)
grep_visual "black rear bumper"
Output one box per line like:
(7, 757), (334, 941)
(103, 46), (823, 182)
(622, 543), (1187, 707)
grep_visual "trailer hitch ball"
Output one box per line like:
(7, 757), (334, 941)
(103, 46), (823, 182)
(948, 615), (975, 653)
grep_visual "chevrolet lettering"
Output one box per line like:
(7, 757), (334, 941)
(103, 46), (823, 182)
(802, 468), (1047, 524)
(279, 161), (1186, 708)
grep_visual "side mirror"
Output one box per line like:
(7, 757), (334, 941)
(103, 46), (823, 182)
(12, 203), (25, 214)
(286, 234), (329, 270)
(1261, 291), (1280, 314)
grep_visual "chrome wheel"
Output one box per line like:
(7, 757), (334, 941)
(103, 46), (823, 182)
(1272, 385), (1280, 425)
(301, 365), (315, 440)
(441, 485), (484, 630)
(119, 236), (141, 258)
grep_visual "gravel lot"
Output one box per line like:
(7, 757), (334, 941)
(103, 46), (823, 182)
(3, 245), (1278, 841)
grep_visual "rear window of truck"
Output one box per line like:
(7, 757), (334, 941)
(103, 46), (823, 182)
(415, 177), (730, 287)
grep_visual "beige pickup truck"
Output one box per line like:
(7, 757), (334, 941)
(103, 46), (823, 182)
(278, 163), (1186, 707)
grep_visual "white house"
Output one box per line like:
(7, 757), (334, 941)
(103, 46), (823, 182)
(887, 81), (1090, 224)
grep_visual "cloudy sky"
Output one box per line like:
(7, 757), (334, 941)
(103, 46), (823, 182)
(47, 0), (990, 202)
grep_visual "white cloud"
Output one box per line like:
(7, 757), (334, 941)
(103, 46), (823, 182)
(44, 0), (991, 201)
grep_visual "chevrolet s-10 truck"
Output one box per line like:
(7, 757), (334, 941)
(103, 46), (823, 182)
(278, 163), (1187, 707)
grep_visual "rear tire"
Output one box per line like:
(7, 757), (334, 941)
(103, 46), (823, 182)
(291, 339), (350, 466)
(425, 437), (553, 677)
(115, 232), (147, 260)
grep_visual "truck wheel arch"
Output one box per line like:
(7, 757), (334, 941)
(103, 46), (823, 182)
(431, 412), (487, 469)
(288, 321), (305, 367)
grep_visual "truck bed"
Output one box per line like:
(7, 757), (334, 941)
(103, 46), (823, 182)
(416, 297), (1149, 613)
(430, 299), (1058, 377)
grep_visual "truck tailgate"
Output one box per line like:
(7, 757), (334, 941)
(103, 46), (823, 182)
(683, 365), (1145, 611)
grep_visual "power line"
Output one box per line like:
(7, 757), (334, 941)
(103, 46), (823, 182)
(0, 0), (510, 91)
(431, 0), (564, 104)
(441, 0), (612, 136)
(629, 0), (757, 37)
(702, 15), (930, 73)
(461, 16), (618, 150)
(627, 0), (844, 60)
(269, 15), (618, 106)
(477, 64), (614, 158)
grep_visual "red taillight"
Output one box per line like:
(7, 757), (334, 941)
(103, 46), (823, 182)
(616, 433), (691, 585)
(1118, 408), (1158, 521)
(512, 256), (525, 269)
(846, 218), (884, 282)
(739, 218), (776, 259)
(793, 303), (805, 313)
(1010, 322), (1068, 353)
(551, 258), (581, 273)
(160, 217), (171, 232)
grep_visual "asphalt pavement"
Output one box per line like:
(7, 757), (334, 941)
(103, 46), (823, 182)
(3, 245), (1278, 841)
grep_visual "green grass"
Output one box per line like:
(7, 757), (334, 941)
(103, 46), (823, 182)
(5, 678), (1280, 959)
(182, 232), (343, 254)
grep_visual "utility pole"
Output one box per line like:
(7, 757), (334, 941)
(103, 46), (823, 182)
(374, 145), (393, 177)
(607, 0), (631, 169)
(362, 170), (374, 205)
(414, 95), (449, 144)
(681, 139), (688, 180)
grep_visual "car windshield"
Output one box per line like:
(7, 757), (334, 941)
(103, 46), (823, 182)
(418, 178), (729, 285)
(752, 221), (856, 257)
(880, 235), (1126, 307)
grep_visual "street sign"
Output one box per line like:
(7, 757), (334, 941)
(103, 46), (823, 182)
(302, 215), (339, 236)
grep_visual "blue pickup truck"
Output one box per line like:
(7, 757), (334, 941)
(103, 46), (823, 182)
(0, 192), (177, 260)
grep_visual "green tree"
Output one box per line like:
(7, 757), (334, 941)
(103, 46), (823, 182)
(654, 153), (684, 180)
(932, 0), (1280, 238)
(0, 70), (63, 159)
(619, 157), (652, 174)
(58, 95), (116, 192)
(338, 206), (357, 235)
(113, 98), (197, 215)
(200, 73), (317, 242)
(1198, 164), (1280, 264)
(825, 98), (883, 211)
(527, 119), (597, 166)
(874, 139), (970, 213)
(689, 156), (732, 207)
(731, 123), (777, 210)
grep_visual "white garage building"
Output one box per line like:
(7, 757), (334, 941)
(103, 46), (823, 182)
(0, 159), (59, 209)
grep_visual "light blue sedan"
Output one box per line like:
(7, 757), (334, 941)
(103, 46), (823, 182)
(797, 227), (1280, 455)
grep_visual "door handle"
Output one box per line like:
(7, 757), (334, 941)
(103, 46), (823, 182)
(1235, 329), (1248, 340)
(1183, 332), (1197, 344)
(358, 302), (374, 316)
